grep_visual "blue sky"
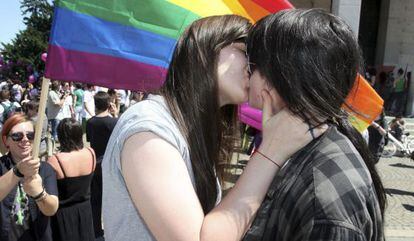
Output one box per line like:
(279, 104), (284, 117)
(0, 1), (25, 45)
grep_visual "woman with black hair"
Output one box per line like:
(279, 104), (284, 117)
(102, 15), (325, 241)
(47, 118), (95, 241)
(243, 9), (385, 241)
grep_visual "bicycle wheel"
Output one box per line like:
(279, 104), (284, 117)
(406, 139), (414, 152)
(382, 142), (397, 158)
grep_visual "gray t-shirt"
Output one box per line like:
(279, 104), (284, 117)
(102, 94), (195, 241)
(46, 90), (61, 119)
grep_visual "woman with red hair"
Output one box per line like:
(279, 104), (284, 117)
(0, 114), (58, 241)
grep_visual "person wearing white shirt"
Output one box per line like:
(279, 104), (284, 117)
(56, 82), (74, 121)
(83, 85), (96, 120)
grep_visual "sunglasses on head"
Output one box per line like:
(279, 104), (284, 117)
(8, 131), (35, 142)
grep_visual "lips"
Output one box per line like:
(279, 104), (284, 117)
(19, 145), (31, 152)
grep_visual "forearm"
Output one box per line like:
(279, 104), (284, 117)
(201, 152), (280, 241)
(36, 194), (59, 216)
(0, 170), (20, 201)
(85, 106), (93, 116)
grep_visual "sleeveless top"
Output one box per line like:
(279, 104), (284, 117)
(54, 148), (95, 207)
(102, 94), (221, 241)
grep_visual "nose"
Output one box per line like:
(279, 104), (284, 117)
(21, 133), (30, 142)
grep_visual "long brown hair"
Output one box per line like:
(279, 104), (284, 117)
(160, 15), (251, 213)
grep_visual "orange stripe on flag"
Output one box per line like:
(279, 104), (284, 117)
(343, 74), (384, 131)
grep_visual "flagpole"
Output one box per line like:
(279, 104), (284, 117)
(32, 77), (50, 159)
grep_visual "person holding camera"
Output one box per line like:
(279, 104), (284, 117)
(46, 81), (68, 141)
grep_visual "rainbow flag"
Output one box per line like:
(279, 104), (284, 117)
(45, 0), (382, 131)
(344, 74), (384, 132)
(45, 0), (292, 90)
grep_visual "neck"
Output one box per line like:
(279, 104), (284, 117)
(9, 153), (24, 165)
(95, 110), (110, 117)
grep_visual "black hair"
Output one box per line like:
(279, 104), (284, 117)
(248, 8), (386, 216)
(24, 100), (39, 114)
(57, 118), (84, 152)
(94, 91), (110, 112)
(51, 81), (60, 91)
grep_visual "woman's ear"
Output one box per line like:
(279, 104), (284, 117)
(268, 88), (286, 114)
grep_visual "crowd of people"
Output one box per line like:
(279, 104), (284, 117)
(0, 78), (145, 240)
(0, 8), (387, 241)
(366, 67), (412, 117)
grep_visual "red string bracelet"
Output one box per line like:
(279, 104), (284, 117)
(254, 150), (281, 169)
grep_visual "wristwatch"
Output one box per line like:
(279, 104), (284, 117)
(12, 166), (24, 178)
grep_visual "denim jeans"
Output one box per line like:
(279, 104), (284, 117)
(49, 119), (60, 140)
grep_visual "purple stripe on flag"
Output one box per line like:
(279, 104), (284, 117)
(45, 45), (167, 91)
(239, 103), (262, 131)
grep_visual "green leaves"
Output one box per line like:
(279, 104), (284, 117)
(0, 0), (53, 82)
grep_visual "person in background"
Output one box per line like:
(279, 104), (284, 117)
(56, 82), (74, 121)
(86, 91), (118, 239)
(83, 85), (96, 120)
(72, 83), (84, 124)
(116, 89), (130, 114)
(46, 81), (67, 141)
(0, 114), (59, 241)
(0, 89), (22, 124)
(10, 79), (23, 103)
(107, 89), (120, 117)
(389, 115), (405, 142)
(368, 111), (387, 163)
(24, 101), (48, 158)
(129, 91), (145, 106)
(389, 68), (407, 115)
(47, 118), (96, 241)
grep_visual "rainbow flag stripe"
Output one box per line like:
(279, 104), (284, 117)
(45, 0), (292, 90)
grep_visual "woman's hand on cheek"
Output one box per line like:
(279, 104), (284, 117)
(259, 90), (327, 166)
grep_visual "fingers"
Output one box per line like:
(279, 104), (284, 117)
(261, 90), (275, 125)
(18, 157), (40, 176)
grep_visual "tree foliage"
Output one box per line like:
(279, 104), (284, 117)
(0, 0), (53, 83)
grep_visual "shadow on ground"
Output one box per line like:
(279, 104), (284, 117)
(389, 163), (414, 169)
(385, 188), (414, 197)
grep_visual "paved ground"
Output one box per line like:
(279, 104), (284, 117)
(379, 155), (414, 240)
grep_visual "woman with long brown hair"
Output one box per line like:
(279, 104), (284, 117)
(102, 15), (324, 241)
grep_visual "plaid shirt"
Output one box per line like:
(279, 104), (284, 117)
(243, 126), (384, 241)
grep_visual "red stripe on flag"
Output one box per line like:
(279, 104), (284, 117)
(252, 0), (294, 13)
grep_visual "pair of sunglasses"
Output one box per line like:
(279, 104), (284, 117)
(245, 51), (256, 78)
(247, 62), (256, 78)
(8, 131), (35, 142)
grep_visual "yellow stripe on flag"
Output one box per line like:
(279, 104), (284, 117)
(167, 0), (234, 17)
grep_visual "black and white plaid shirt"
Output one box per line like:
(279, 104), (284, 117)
(243, 126), (384, 241)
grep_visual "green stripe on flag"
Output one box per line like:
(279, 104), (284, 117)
(57, 0), (201, 39)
